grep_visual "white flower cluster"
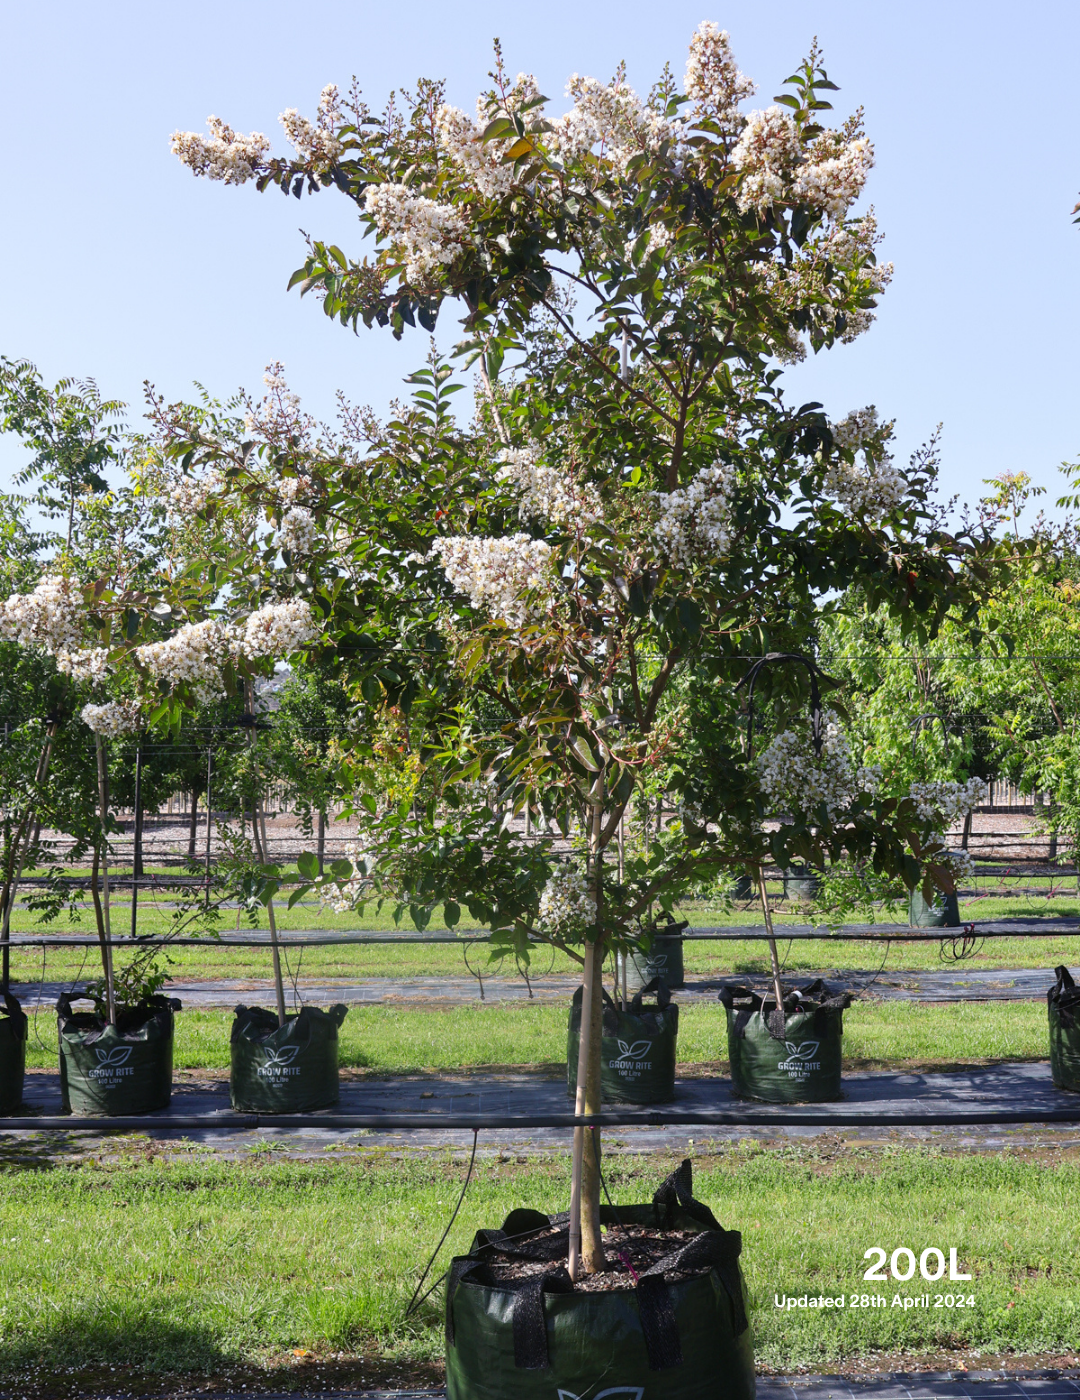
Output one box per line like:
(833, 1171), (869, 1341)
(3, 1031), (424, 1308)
(0, 575), (83, 653)
(165, 469), (224, 525)
(0, 575), (111, 682)
(652, 464), (736, 569)
(240, 599), (318, 660)
(280, 83), (342, 164)
(823, 457), (907, 521)
(684, 22), (755, 131)
(364, 184), (471, 289)
(80, 700), (141, 738)
(794, 137), (875, 222)
(909, 779), (987, 828)
(758, 712), (880, 822)
(497, 446), (603, 530)
(549, 75), (681, 173)
(730, 106), (801, 214)
(538, 864), (596, 935)
(171, 116), (271, 184)
(832, 405), (881, 450)
(278, 507), (317, 554)
(825, 405), (907, 521)
(136, 619), (236, 697)
(436, 74), (540, 199)
(431, 533), (553, 628)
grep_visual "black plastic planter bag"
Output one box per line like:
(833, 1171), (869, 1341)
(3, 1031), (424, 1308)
(618, 933), (686, 991)
(908, 886), (960, 927)
(57, 992), (179, 1116)
(445, 1158), (755, 1400)
(230, 1003), (348, 1112)
(568, 979), (678, 1105)
(719, 979), (851, 1103)
(1048, 966), (1080, 1092)
(0, 990), (27, 1114)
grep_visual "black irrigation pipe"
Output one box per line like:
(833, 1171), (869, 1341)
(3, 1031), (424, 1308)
(6, 920), (1080, 949)
(3, 1106), (1080, 1133)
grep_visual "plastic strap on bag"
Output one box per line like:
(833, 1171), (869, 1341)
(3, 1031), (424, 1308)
(652, 1159), (720, 1230)
(631, 977), (671, 1016)
(512, 1266), (574, 1369)
(2, 988), (26, 1024)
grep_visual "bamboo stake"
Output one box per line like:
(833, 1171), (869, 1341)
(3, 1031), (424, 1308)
(247, 682), (287, 1027)
(756, 864), (785, 1034)
(129, 743), (142, 941)
(94, 734), (116, 1025)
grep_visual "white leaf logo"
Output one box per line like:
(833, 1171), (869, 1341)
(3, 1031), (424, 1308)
(616, 1039), (652, 1058)
(783, 1041), (819, 1061)
(94, 1046), (133, 1067)
(263, 1045), (301, 1068)
(559, 1390), (644, 1400)
(648, 953), (668, 968)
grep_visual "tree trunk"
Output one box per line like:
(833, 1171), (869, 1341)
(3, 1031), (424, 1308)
(187, 789), (200, 859)
(93, 735), (116, 1024)
(0, 723), (58, 990)
(317, 808), (326, 875)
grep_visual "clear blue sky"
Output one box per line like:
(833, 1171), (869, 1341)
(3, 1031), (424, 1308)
(2, 0), (1077, 514)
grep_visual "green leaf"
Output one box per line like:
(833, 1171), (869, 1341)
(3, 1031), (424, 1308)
(288, 884), (311, 909)
(444, 900), (460, 928)
(297, 851), (319, 880)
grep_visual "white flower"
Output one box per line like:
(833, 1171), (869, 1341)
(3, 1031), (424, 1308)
(278, 506), (317, 555)
(436, 76), (540, 198)
(431, 533), (554, 628)
(825, 407), (907, 521)
(170, 116), (271, 184)
(758, 712), (879, 822)
(539, 864), (595, 934)
(0, 576), (86, 658)
(832, 406), (881, 450)
(730, 107), (801, 214)
(553, 75), (682, 174)
(652, 464), (736, 569)
(364, 184), (471, 289)
(241, 599), (318, 660)
(279, 83), (342, 164)
(322, 839), (370, 913)
(497, 446), (603, 530)
(909, 779), (987, 828)
(794, 137), (874, 221)
(81, 701), (140, 738)
(937, 846), (975, 886)
(165, 469), (224, 525)
(684, 22), (755, 130)
(54, 647), (110, 683)
(136, 619), (235, 695)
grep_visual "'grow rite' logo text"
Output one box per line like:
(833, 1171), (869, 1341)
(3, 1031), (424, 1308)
(559, 1388), (643, 1400)
(88, 1045), (135, 1080)
(256, 1045), (303, 1078)
(609, 1038), (653, 1080)
(777, 1040), (821, 1077)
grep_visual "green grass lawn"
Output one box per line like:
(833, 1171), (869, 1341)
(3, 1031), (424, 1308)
(0, 1148), (1076, 1390)
(19, 998), (1053, 1075)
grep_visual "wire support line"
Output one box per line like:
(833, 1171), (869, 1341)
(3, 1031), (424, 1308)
(3, 1105), (1080, 1132)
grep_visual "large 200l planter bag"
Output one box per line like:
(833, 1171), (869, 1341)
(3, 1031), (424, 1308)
(230, 1002), (348, 1112)
(0, 990), (28, 1114)
(568, 978), (678, 1104)
(57, 992), (180, 1116)
(445, 1159), (755, 1400)
(1048, 965), (1080, 1092)
(908, 884), (960, 927)
(719, 979), (851, 1103)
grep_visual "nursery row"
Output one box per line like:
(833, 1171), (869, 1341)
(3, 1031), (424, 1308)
(1, 968), (1077, 1118)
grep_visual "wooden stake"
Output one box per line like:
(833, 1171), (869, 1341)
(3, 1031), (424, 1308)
(756, 864), (785, 1030)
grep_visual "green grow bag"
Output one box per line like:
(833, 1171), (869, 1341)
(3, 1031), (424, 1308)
(908, 886), (960, 927)
(568, 979), (678, 1105)
(445, 1158), (755, 1400)
(57, 992), (179, 1116)
(782, 865), (820, 901)
(1048, 965), (1080, 1092)
(719, 979), (851, 1104)
(230, 1003), (348, 1112)
(0, 990), (28, 1114)
(617, 930), (686, 992)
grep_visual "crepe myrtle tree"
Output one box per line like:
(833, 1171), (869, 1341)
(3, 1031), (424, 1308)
(171, 24), (1006, 1275)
